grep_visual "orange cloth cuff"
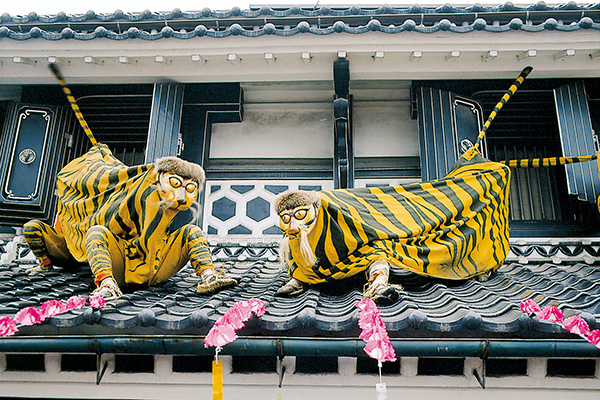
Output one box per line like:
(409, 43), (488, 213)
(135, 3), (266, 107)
(94, 270), (114, 286)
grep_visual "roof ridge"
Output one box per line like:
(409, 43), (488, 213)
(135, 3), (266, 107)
(0, 13), (598, 41)
(1, 2), (599, 23)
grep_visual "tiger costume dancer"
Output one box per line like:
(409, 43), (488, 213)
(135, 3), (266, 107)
(275, 149), (510, 304)
(275, 67), (536, 305)
(22, 65), (237, 300)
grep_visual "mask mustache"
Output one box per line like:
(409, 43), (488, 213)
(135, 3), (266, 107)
(156, 199), (200, 223)
(298, 228), (317, 266)
(157, 198), (176, 210)
(279, 228), (317, 270)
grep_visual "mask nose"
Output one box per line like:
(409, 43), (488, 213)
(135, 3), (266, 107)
(288, 218), (300, 235)
(176, 188), (187, 205)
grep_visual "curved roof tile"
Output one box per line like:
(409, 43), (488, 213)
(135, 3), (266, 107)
(2, 241), (600, 339)
(0, 3), (599, 40)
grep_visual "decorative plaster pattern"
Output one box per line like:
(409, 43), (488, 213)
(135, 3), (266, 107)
(203, 180), (333, 236)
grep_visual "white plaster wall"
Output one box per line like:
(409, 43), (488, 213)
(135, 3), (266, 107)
(210, 82), (419, 160)
(210, 101), (421, 160)
(210, 104), (333, 159)
(353, 100), (419, 157)
(2, 30), (600, 85)
(2, 354), (600, 400)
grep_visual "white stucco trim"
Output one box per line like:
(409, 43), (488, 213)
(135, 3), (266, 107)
(2, 353), (599, 399)
(1, 30), (599, 85)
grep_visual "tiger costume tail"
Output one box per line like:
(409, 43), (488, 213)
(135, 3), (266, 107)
(49, 63), (98, 146)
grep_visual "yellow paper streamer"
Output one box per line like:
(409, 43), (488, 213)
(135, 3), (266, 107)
(212, 360), (223, 400)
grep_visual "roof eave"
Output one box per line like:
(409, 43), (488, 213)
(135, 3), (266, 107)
(1, 336), (599, 358)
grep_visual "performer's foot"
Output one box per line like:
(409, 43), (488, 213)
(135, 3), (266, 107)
(363, 274), (402, 306)
(475, 270), (494, 282)
(275, 278), (306, 297)
(92, 277), (123, 301)
(28, 261), (53, 276)
(196, 269), (238, 295)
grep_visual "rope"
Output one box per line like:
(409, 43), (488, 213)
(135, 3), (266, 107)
(48, 63), (98, 146)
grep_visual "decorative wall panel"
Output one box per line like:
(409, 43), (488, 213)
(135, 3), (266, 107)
(554, 81), (600, 203)
(144, 83), (185, 162)
(0, 103), (81, 225)
(415, 86), (485, 180)
(203, 180), (333, 236)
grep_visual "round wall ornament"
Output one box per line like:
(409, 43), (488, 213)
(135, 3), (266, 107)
(18, 148), (36, 165)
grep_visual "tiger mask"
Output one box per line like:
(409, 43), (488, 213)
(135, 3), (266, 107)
(274, 190), (321, 270)
(155, 156), (205, 211)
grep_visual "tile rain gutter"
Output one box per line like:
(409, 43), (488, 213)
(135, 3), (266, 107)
(1, 336), (599, 358)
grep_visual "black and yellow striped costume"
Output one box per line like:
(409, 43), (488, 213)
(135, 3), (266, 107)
(286, 148), (510, 283)
(23, 143), (213, 289)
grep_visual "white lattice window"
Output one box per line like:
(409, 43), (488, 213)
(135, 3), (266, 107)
(203, 180), (333, 237)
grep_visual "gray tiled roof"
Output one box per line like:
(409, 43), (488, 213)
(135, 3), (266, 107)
(0, 3), (599, 40)
(1, 240), (599, 340)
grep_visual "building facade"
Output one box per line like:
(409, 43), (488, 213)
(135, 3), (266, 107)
(0, 3), (599, 399)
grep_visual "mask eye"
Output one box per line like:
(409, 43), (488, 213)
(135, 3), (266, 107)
(293, 209), (308, 220)
(185, 182), (198, 193)
(168, 176), (182, 188)
(279, 213), (291, 224)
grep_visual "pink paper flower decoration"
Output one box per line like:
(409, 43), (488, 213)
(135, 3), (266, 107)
(356, 298), (397, 363)
(13, 307), (44, 326)
(5, 296), (105, 334)
(233, 302), (253, 322)
(0, 316), (18, 337)
(357, 299), (382, 328)
(40, 300), (67, 318)
(204, 298), (266, 348)
(357, 297), (379, 313)
(205, 323), (238, 348)
(562, 315), (590, 336)
(587, 330), (600, 349)
(221, 308), (245, 331)
(364, 335), (396, 362)
(358, 312), (386, 342)
(66, 296), (86, 310)
(248, 298), (266, 317)
(519, 298), (541, 315)
(538, 305), (564, 323)
(89, 295), (107, 310)
(519, 298), (600, 350)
